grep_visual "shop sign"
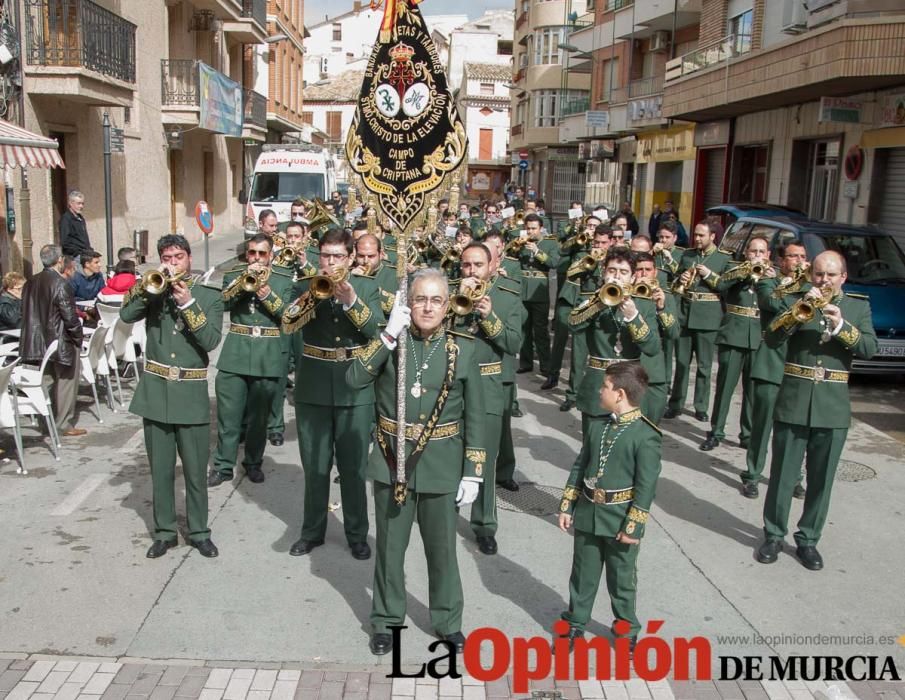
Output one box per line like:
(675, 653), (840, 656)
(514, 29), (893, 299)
(471, 173), (490, 191)
(635, 125), (695, 163)
(879, 94), (905, 128)
(694, 120), (731, 147)
(818, 97), (862, 125)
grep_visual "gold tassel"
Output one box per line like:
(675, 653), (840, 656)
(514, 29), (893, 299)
(394, 482), (408, 505)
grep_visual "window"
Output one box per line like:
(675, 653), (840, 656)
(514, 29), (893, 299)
(479, 82), (494, 95)
(600, 57), (619, 101)
(516, 99), (527, 126)
(479, 129), (493, 160)
(302, 111), (314, 124)
(533, 89), (559, 127)
(332, 23), (342, 41)
(817, 233), (905, 285)
(326, 111), (342, 141)
(729, 10), (753, 54)
(534, 26), (564, 65)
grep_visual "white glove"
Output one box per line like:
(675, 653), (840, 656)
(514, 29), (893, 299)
(455, 479), (480, 507)
(385, 292), (412, 340)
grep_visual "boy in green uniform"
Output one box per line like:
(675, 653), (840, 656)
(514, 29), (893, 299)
(347, 269), (486, 657)
(122, 235), (223, 559)
(557, 361), (662, 649)
(757, 251), (877, 571)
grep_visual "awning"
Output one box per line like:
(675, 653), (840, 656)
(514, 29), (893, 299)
(0, 119), (65, 169)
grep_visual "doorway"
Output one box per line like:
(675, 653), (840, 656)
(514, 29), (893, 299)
(49, 131), (68, 240)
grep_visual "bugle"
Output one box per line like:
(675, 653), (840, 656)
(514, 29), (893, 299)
(672, 268), (698, 296)
(450, 280), (488, 316)
(310, 266), (350, 300)
(632, 278), (660, 299)
(597, 281), (630, 307)
(141, 269), (187, 296)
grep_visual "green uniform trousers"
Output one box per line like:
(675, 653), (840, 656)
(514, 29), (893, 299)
(549, 301), (571, 377)
(669, 328), (718, 415)
(296, 402), (371, 545)
(372, 481), (463, 635)
(520, 300), (551, 374)
(640, 383), (668, 425)
(470, 412), (503, 537)
(710, 346), (753, 442)
(763, 422), (847, 546)
(267, 372), (289, 434)
(143, 419), (210, 543)
(566, 331), (588, 403)
(563, 529), (641, 637)
(213, 370), (279, 476)
(743, 380), (779, 485)
(496, 383), (517, 483)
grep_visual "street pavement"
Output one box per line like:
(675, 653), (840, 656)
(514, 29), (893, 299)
(1, 226), (903, 699)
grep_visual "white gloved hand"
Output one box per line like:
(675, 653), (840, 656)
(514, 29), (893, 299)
(385, 292), (412, 340)
(455, 479), (480, 507)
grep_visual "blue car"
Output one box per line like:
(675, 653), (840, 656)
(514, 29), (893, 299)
(718, 215), (905, 374)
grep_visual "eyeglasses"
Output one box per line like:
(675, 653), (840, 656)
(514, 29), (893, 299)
(320, 252), (348, 261)
(411, 296), (447, 308)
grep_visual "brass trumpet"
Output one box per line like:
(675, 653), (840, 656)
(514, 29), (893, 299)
(750, 261), (771, 279)
(574, 230), (591, 247)
(572, 250), (603, 276)
(506, 237), (529, 254)
(672, 269), (698, 296)
(451, 280), (489, 316)
(791, 286), (833, 323)
(632, 278), (660, 299)
(310, 266), (350, 300)
(440, 245), (462, 269)
(597, 281), (631, 307)
(275, 246), (298, 266)
(306, 199), (340, 234)
(141, 269), (187, 296)
(273, 233), (287, 248)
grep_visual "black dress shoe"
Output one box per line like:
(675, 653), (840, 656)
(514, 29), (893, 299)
(146, 539), (177, 559)
(559, 398), (574, 412)
(552, 626), (583, 651)
(516, 366), (532, 374)
(741, 481), (759, 499)
(540, 373), (559, 390)
(370, 633), (393, 656)
(795, 545), (823, 571)
(793, 483), (806, 499)
(694, 411), (709, 422)
(190, 538), (219, 558)
(246, 468), (265, 484)
(289, 538), (324, 556)
(663, 407), (680, 419)
(699, 434), (720, 451)
(511, 407), (524, 417)
(476, 535), (498, 555)
(497, 479), (519, 492)
(439, 632), (466, 653)
(350, 542), (371, 560)
(756, 538), (782, 564)
(268, 432), (284, 446)
(207, 471), (230, 488)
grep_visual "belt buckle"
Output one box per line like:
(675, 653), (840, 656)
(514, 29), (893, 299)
(252, 326), (261, 338)
(411, 423), (424, 442)
(814, 366), (825, 382)
(336, 347), (347, 361)
(594, 489), (605, 504)
(167, 365), (180, 381)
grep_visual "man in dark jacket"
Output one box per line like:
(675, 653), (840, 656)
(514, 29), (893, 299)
(59, 190), (92, 258)
(19, 245), (86, 436)
(71, 250), (105, 302)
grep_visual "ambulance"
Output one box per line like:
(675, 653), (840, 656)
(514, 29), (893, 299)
(241, 143), (336, 237)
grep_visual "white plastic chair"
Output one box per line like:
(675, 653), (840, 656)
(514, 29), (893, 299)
(11, 340), (61, 459)
(79, 329), (107, 423)
(200, 267), (216, 285)
(105, 318), (137, 405)
(95, 302), (121, 330)
(0, 358), (26, 474)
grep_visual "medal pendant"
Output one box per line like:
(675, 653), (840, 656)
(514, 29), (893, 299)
(174, 318), (185, 332)
(615, 341), (623, 356)
(411, 382), (423, 398)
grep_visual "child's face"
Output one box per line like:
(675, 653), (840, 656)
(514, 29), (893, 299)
(599, 378), (621, 413)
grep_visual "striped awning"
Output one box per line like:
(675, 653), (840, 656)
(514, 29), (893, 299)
(0, 119), (65, 169)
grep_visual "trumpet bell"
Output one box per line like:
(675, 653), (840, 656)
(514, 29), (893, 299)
(632, 281), (654, 298)
(310, 267), (349, 300)
(276, 247), (297, 266)
(598, 282), (627, 307)
(142, 270), (185, 296)
(306, 199), (340, 233)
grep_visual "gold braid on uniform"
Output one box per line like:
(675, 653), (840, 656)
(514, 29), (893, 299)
(836, 321), (861, 348)
(281, 292), (318, 333)
(718, 264), (751, 284)
(123, 280), (146, 306)
(627, 314), (651, 342)
(478, 311), (503, 338)
(380, 290), (395, 315)
(624, 505), (649, 535)
(357, 337), (384, 375)
(658, 310), (676, 329)
(569, 297), (604, 326)
(346, 299), (372, 328)
(261, 293), (284, 316)
(182, 304), (207, 332)
(222, 275), (246, 301)
(559, 486), (580, 513)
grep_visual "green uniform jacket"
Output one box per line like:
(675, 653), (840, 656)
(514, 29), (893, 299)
(675, 246), (732, 331)
(750, 276), (794, 384)
(450, 276), (523, 415)
(285, 275), (384, 406)
(647, 292), (679, 384)
(655, 247), (683, 286)
(766, 292), (877, 428)
(715, 266), (763, 350)
(217, 265), (294, 377)
(516, 236), (560, 303)
(121, 281), (223, 425)
(347, 330), (487, 493)
(559, 408), (661, 539)
(501, 257), (526, 302)
(367, 262), (399, 316)
(557, 227), (589, 280)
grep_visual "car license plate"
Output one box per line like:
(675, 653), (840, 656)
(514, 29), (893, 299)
(877, 344), (905, 357)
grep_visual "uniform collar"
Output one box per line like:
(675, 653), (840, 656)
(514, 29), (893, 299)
(700, 244), (716, 256)
(614, 408), (642, 424)
(411, 326), (445, 342)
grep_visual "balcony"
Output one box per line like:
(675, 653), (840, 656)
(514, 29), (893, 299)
(663, 16), (905, 121)
(628, 74), (663, 99)
(22, 0), (136, 105)
(161, 59), (200, 126)
(242, 88), (267, 141)
(561, 96), (590, 118)
(605, 0), (633, 10)
(222, 0), (268, 43)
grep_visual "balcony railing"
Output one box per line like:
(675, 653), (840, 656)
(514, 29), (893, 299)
(568, 16), (594, 32)
(665, 34), (752, 83)
(609, 86), (628, 104)
(161, 59), (199, 106)
(511, 124), (523, 136)
(243, 88), (267, 130)
(561, 96), (590, 118)
(628, 75), (664, 98)
(24, 0), (137, 83)
(605, 0), (633, 11)
(242, 0), (266, 28)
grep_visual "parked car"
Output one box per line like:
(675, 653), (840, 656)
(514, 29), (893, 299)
(707, 203), (809, 227)
(718, 215), (905, 375)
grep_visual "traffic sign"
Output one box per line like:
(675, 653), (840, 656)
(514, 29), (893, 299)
(518, 149), (529, 159)
(195, 200), (214, 235)
(844, 145), (863, 181)
(518, 160), (529, 171)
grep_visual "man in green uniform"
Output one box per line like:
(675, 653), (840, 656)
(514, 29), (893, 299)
(121, 234), (223, 559)
(700, 236), (770, 450)
(653, 220), (683, 390)
(557, 361), (662, 648)
(347, 268), (486, 656)
(665, 221), (732, 420)
(281, 229), (384, 560)
(516, 213), (559, 377)
(208, 235), (293, 486)
(355, 233), (398, 315)
(452, 244), (523, 555)
(742, 241), (809, 498)
(756, 251), (877, 571)
(569, 249), (661, 436)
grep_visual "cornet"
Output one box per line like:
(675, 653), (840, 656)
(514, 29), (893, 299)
(310, 266), (350, 300)
(141, 269), (187, 296)
(450, 280), (488, 316)
(506, 237), (529, 254)
(571, 250), (603, 277)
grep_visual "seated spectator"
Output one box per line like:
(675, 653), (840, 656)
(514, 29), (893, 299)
(0, 271), (25, 331)
(117, 246), (138, 265)
(70, 250), (105, 302)
(97, 260), (138, 304)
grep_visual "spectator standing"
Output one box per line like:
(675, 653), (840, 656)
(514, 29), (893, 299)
(19, 245), (86, 437)
(621, 202), (640, 236)
(0, 272), (25, 331)
(59, 190), (92, 258)
(71, 250), (106, 302)
(648, 204), (662, 236)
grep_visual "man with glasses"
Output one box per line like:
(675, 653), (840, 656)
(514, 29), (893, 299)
(281, 229), (384, 560)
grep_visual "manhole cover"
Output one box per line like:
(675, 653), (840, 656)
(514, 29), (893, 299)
(836, 460), (877, 482)
(497, 482), (562, 516)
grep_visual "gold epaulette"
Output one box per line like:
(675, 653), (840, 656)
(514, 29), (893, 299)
(447, 329), (474, 340)
(543, 235), (557, 241)
(845, 292), (869, 300)
(641, 414), (662, 435)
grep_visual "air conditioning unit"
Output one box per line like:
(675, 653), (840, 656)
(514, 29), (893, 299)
(781, 0), (808, 33)
(649, 31), (670, 52)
